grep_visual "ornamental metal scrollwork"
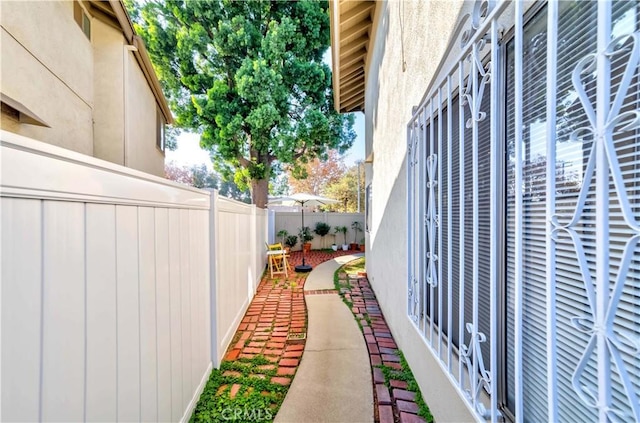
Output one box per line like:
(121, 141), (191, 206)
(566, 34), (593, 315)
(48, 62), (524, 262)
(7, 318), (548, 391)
(426, 153), (438, 289)
(551, 30), (640, 421)
(460, 0), (493, 48)
(409, 276), (420, 323)
(460, 323), (492, 419)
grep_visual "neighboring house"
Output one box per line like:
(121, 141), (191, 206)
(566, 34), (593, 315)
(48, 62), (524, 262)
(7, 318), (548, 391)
(331, 1), (639, 422)
(1, 0), (173, 177)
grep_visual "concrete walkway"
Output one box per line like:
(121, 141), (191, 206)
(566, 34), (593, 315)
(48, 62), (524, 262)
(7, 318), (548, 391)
(275, 254), (373, 423)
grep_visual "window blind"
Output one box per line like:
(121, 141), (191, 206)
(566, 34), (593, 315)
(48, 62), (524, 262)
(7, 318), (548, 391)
(506, 2), (640, 421)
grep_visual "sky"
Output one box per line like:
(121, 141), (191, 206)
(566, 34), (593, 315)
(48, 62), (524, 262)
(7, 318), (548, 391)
(165, 113), (365, 170)
(165, 48), (366, 171)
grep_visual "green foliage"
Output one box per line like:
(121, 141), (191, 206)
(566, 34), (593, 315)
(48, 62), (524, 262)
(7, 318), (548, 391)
(298, 226), (313, 243)
(276, 229), (288, 245)
(190, 355), (289, 423)
(191, 164), (219, 189)
(313, 222), (331, 237)
(351, 221), (363, 243)
(332, 257), (434, 423)
(323, 164), (364, 212)
(129, 0), (356, 207)
(341, 257), (365, 275)
(376, 354), (434, 423)
(334, 225), (348, 245)
(284, 235), (298, 249)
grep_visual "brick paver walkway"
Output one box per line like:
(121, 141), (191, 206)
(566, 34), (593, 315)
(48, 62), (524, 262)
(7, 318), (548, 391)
(219, 250), (357, 390)
(195, 250), (428, 423)
(337, 272), (430, 423)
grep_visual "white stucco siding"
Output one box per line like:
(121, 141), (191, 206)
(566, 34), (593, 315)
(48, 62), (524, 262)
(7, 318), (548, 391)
(92, 19), (126, 166)
(125, 51), (165, 177)
(0, 26), (94, 155)
(1, 1), (94, 106)
(365, 1), (475, 422)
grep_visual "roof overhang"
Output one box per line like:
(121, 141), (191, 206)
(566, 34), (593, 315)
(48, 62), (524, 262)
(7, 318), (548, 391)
(329, 0), (377, 113)
(89, 0), (174, 124)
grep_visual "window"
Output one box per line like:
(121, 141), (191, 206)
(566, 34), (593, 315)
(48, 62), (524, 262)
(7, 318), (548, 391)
(407, 1), (640, 421)
(73, 1), (91, 40)
(156, 107), (166, 152)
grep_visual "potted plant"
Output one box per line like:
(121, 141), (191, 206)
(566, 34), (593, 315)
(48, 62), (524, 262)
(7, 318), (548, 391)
(351, 221), (363, 250)
(314, 221), (331, 249)
(277, 229), (289, 246)
(335, 226), (348, 251)
(330, 232), (338, 251)
(359, 237), (365, 252)
(298, 226), (314, 253)
(285, 235), (298, 251)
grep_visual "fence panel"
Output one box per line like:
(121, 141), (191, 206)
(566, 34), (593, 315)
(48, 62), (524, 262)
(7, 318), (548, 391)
(0, 131), (211, 423)
(212, 196), (267, 365)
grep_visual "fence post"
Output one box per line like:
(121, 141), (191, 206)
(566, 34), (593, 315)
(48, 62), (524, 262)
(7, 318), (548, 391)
(251, 205), (257, 295)
(208, 189), (219, 367)
(267, 209), (275, 244)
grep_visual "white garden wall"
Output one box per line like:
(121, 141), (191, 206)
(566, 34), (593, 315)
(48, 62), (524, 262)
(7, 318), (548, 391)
(273, 212), (364, 250)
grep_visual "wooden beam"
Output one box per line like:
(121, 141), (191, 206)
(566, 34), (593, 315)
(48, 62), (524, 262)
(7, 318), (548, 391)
(340, 89), (364, 107)
(339, 49), (366, 72)
(340, 80), (365, 100)
(341, 73), (364, 90)
(340, 2), (374, 27)
(339, 35), (369, 58)
(341, 19), (371, 45)
(342, 96), (364, 111)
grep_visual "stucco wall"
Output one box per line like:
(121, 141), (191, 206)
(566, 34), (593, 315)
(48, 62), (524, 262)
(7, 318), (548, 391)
(92, 19), (125, 166)
(364, 1), (476, 422)
(125, 50), (165, 177)
(0, 1), (94, 154)
(1, 1), (165, 177)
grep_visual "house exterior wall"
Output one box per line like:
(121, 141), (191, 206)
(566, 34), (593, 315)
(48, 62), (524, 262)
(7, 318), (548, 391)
(92, 19), (125, 166)
(364, 1), (475, 421)
(124, 49), (165, 177)
(0, 1), (94, 155)
(1, 1), (165, 177)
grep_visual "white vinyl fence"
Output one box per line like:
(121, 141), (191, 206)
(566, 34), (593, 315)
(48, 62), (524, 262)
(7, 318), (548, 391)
(272, 212), (364, 249)
(0, 130), (267, 422)
(211, 195), (267, 364)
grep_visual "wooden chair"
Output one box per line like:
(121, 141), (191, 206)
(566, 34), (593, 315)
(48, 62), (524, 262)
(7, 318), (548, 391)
(266, 242), (288, 277)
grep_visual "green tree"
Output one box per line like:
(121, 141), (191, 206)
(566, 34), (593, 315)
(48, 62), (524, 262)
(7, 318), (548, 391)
(324, 164), (364, 213)
(289, 149), (345, 195)
(130, 0), (355, 207)
(191, 164), (219, 189)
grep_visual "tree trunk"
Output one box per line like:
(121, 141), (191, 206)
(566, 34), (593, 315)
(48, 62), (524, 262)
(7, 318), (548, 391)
(252, 178), (269, 208)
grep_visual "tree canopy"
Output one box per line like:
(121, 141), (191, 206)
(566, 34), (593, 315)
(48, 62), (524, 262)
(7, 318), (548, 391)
(130, 0), (355, 207)
(288, 149), (345, 195)
(165, 162), (251, 203)
(323, 163), (364, 213)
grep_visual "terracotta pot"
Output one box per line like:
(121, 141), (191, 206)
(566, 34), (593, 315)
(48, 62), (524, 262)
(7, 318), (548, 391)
(359, 244), (365, 252)
(303, 242), (312, 253)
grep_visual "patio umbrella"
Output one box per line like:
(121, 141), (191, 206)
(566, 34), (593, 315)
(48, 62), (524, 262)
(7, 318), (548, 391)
(268, 193), (339, 272)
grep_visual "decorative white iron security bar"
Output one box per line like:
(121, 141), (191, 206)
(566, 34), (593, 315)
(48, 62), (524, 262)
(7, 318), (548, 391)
(406, 0), (640, 422)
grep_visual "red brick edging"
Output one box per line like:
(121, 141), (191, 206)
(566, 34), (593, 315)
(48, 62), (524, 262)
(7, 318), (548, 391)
(338, 273), (428, 423)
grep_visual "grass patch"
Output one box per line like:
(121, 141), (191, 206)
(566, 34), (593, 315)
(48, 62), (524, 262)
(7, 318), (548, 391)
(190, 355), (289, 423)
(376, 351), (434, 423)
(341, 257), (365, 275)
